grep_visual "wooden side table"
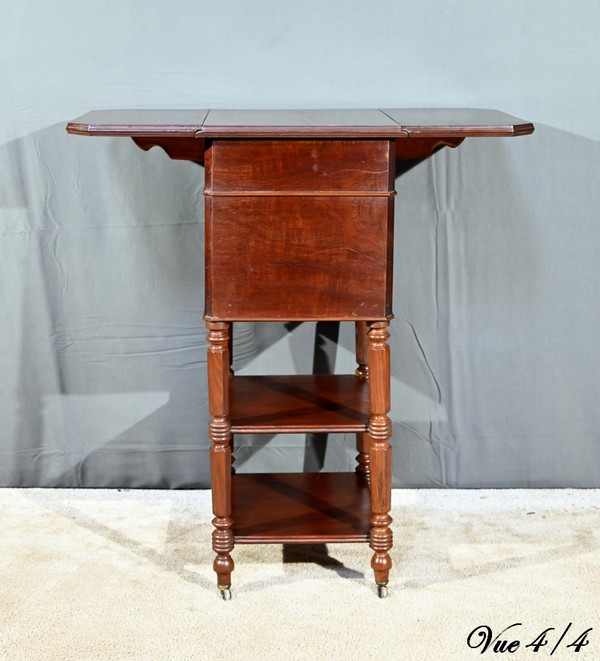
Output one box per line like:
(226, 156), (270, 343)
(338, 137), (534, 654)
(67, 109), (534, 599)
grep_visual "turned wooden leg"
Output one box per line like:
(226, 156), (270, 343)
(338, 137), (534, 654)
(207, 321), (234, 598)
(355, 432), (370, 480)
(228, 323), (235, 474)
(367, 321), (393, 596)
(228, 321), (234, 375)
(355, 321), (369, 380)
(355, 322), (370, 479)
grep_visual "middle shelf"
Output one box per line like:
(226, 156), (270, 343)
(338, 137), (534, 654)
(229, 374), (370, 434)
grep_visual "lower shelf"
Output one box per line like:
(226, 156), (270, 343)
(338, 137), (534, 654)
(232, 472), (372, 544)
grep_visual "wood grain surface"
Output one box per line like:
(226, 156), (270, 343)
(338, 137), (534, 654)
(67, 108), (534, 138)
(232, 472), (372, 544)
(229, 374), (370, 434)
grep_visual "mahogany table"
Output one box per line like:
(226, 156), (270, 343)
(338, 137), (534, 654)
(67, 109), (534, 599)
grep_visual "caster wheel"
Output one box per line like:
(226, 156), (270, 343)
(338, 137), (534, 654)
(377, 583), (388, 599)
(219, 587), (232, 601)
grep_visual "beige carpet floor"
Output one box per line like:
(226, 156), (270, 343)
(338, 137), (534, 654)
(0, 487), (598, 660)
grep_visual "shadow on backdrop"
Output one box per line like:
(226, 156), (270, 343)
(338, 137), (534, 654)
(1, 124), (600, 487)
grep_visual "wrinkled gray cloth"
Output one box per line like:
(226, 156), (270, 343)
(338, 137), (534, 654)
(2, 0), (600, 488)
(2, 122), (599, 488)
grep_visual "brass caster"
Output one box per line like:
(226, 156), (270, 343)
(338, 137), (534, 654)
(377, 583), (388, 599)
(218, 586), (232, 601)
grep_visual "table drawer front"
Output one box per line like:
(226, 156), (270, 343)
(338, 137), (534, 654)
(205, 195), (393, 320)
(206, 139), (393, 194)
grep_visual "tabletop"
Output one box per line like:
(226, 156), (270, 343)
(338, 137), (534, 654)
(66, 108), (534, 139)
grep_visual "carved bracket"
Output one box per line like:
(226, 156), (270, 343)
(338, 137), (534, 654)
(395, 137), (464, 160)
(132, 136), (206, 164)
(131, 135), (462, 168)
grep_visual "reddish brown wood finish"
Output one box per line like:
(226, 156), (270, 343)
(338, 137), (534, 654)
(66, 107), (534, 597)
(130, 134), (461, 164)
(67, 108), (534, 139)
(366, 321), (393, 587)
(355, 321), (369, 379)
(132, 136), (206, 162)
(205, 195), (393, 321)
(229, 374), (369, 434)
(203, 108), (399, 138)
(66, 109), (210, 136)
(355, 432), (370, 479)
(202, 133), (397, 595)
(206, 139), (391, 193)
(395, 137), (464, 159)
(206, 321), (234, 589)
(355, 321), (370, 478)
(228, 325), (235, 474)
(204, 139), (395, 322)
(382, 107), (534, 137)
(232, 473), (371, 543)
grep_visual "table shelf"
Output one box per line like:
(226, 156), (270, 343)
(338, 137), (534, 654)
(229, 374), (369, 434)
(232, 472), (372, 544)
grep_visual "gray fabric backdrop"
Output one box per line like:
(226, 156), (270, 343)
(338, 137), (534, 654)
(1, 1), (599, 488)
